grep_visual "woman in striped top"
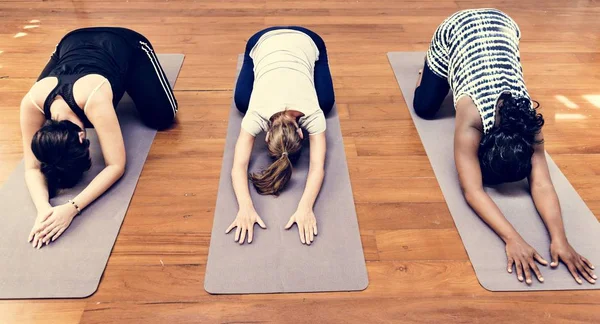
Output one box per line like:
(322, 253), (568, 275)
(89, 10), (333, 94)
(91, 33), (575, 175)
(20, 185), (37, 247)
(414, 9), (595, 285)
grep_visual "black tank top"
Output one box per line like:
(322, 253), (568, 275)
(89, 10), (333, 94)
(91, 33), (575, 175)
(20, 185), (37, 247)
(42, 28), (134, 128)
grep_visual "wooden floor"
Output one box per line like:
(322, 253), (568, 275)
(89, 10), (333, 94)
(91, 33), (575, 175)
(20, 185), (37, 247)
(1, 0), (600, 323)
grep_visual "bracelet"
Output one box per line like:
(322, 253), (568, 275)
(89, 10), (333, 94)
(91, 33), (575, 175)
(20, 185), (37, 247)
(68, 199), (82, 216)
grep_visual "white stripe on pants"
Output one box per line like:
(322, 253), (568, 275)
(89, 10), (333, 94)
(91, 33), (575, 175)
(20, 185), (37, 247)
(139, 41), (178, 115)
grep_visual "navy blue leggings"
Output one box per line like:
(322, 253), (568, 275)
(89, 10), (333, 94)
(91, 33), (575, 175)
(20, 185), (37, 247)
(234, 26), (335, 116)
(413, 61), (450, 119)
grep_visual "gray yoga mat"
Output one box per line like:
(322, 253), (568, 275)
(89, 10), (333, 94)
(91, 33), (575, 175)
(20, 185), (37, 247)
(388, 52), (600, 291)
(204, 56), (369, 294)
(0, 54), (184, 299)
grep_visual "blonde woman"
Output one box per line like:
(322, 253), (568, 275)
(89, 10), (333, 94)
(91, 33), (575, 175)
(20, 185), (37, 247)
(226, 26), (334, 245)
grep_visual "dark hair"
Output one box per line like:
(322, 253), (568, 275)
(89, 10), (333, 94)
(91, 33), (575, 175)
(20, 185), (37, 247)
(249, 111), (303, 196)
(478, 93), (544, 185)
(31, 120), (91, 197)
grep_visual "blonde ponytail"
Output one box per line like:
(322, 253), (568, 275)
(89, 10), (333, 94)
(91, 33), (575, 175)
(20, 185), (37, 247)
(250, 111), (303, 196)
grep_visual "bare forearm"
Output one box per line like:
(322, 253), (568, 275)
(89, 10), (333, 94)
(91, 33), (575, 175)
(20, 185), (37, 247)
(531, 184), (566, 241)
(298, 167), (324, 210)
(232, 167), (253, 209)
(465, 189), (521, 242)
(24, 169), (51, 211)
(72, 165), (124, 210)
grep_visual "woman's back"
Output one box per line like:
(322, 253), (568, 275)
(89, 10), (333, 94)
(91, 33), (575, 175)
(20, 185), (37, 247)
(427, 8), (529, 133)
(30, 28), (139, 127)
(248, 29), (321, 116)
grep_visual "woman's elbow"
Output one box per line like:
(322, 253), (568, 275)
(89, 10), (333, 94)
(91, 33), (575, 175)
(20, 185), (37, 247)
(112, 164), (126, 179)
(231, 164), (247, 178)
(462, 187), (484, 206)
(309, 165), (325, 177)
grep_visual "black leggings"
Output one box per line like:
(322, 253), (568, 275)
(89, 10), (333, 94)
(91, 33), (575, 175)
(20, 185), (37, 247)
(233, 26), (335, 116)
(413, 61), (450, 119)
(39, 27), (178, 130)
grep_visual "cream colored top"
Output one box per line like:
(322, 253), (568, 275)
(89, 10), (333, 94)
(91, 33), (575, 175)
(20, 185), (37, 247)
(241, 29), (326, 136)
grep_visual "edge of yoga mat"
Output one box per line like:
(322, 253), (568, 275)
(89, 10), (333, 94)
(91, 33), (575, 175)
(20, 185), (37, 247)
(387, 51), (600, 291)
(203, 55), (369, 295)
(0, 54), (184, 299)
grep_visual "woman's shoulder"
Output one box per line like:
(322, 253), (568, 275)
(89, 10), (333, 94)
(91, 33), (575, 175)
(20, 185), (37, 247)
(74, 75), (113, 114)
(455, 95), (484, 131)
(241, 110), (268, 137)
(27, 77), (58, 110)
(299, 108), (326, 135)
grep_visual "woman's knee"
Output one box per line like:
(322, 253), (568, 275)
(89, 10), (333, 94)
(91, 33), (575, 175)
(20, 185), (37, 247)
(413, 91), (440, 119)
(144, 116), (174, 130)
(319, 95), (335, 116)
(141, 105), (177, 130)
(234, 91), (250, 114)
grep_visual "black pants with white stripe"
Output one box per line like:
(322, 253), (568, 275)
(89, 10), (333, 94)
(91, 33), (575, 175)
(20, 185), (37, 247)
(39, 27), (178, 130)
(120, 29), (179, 130)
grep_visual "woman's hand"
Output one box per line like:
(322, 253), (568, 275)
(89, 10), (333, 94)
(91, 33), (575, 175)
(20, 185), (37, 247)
(28, 207), (54, 248)
(285, 207), (317, 245)
(505, 237), (548, 284)
(29, 203), (78, 248)
(226, 206), (266, 245)
(550, 239), (596, 284)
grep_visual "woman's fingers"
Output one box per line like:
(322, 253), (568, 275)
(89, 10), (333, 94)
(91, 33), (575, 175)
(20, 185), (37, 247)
(284, 216), (295, 230)
(32, 232), (41, 248)
(248, 223), (254, 244)
(36, 217), (55, 234)
(567, 263), (583, 284)
(313, 224), (318, 236)
(43, 226), (61, 244)
(28, 227), (36, 242)
(39, 222), (57, 238)
(52, 227), (66, 242)
(234, 225), (241, 242)
(533, 252), (548, 266)
(514, 260), (524, 282)
(580, 257), (597, 280)
(36, 235), (44, 249)
(304, 225), (311, 245)
(239, 225), (247, 244)
(581, 256), (596, 271)
(529, 261), (544, 283)
(256, 216), (267, 229)
(576, 261), (596, 284)
(298, 225), (305, 244)
(507, 257), (514, 273)
(225, 221), (236, 234)
(550, 251), (559, 268)
(523, 261), (533, 285)
(308, 226), (314, 244)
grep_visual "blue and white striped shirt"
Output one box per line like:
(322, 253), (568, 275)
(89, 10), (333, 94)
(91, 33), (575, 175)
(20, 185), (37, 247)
(426, 8), (530, 133)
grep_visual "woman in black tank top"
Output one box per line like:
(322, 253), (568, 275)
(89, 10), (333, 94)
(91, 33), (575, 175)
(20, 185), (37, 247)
(21, 27), (179, 248)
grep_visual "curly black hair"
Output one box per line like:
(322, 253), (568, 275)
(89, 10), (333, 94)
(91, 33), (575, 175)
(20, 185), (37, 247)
(31, 120), (91, 197)
(478, 93), (544, 185)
